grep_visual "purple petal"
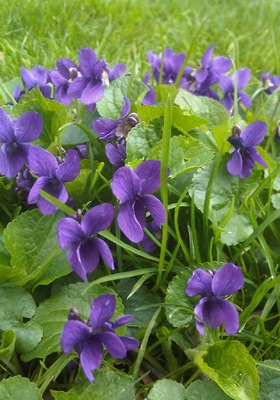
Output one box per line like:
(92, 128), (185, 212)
(212, 263), (244, 296)
(56, 86), (72, 106)
(185, 269), (213, 297)
(193, 298), (207, 335)
(67, 77), (88, 99)
(227, 149), (243, 176)
(57, 217), (84, 250)
(14, 111), (43, 142)
(212, 56), (232, 73)
(28, 146), (57, 177)
(28, 176), (52, 204)
(20, 66), (36, 89)
(49, 70), (68, 87)
(121, 97), (131, 118)
(95, 332), (127, 358)
(240, 121), (267, 146)
(61, 320), (90, 353)
(134, 199), (146, 228)
(0, 142), (29, 178)
(80, 337), (103, 382)
(236, 68), (250, 90)
(201, 44), (214, 68)
(0, 109), (14, 142)
(141, 85), (156, 106)
(111, 167), (140, 202)
(92, 238), (114, 270)
(81, 80), (104, 105)
(117, 201), (144, 243)
(134, 160), (163, 194)
(78, 238), (100, 274)
(119, 336), (140, 351)
(222, 93), (234, 114)
(79, 48), (98, 78)
(67, 243), (88, 282)
(247, 146), (267, 168)
(92, 118), (118, 137)
(81, 203), (115, 236)
(105, 143), (126, 168)
(238, 91), (251, 109)
(195, 68), (208, 84)
(39, 84), (52, 99)
(37, 180), (68, 215)
(112, 315), (133, 330)
(31, 66), (48, 84)
(56, 149), (80, 182)
(140, 194), (166, 226)
(89, 293), (116, 332)
(109, 63), (127, 81)
(219, 75), (234, 93)
(240, 149), (255, 179)
(56, 58), (78, 80)
(195, 297), (225, 332)
(219, 299), (239, 335)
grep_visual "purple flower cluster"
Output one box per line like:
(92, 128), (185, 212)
(61, 294), (139, 381)
(185, 263), (244, 335)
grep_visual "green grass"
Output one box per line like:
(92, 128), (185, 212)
(0, 0), (280, 82)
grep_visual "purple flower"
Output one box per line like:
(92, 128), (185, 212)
(105, 142), (126, 169)
(185, 263), (244, 335)
(194, 44), (232, 87)
(219, 68), (251, 114)
(142, 71), (156, 105)
(15, 168), (34, 194)
(140, 221), (162, 254)
(182, 66), (219, 101)
(111, 160), (167, 243)
(261, 72), (280, 95)
(227, 122), (267, 178)
(61, 293), (140, 381)
(147, 48), (186, 85)
(21, 66), (52, 99)
(57, 204), (114, 281)
(67, 48), (109, 112)
(49, 57), (79, 105)
(92, 97), (139, 141)
(27, 147), (80, 215)
(108, 63), (126, 82)
(6, 85), (25, 105)
(0, 109), (43, 178)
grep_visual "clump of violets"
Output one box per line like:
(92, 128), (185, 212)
(92, 97), (139, 141)
(227, 122), (267, 178)
(0, 109), (43, 178)
(27, 147), (80, 215)
(57, 204), (114, 282)
(219, 68), (251, 114)
(185, 263), (244, 335)
(111, 160), (167, 243)
(20, 66), (52, 99)
(261, 72), (280, 95)
(61, 293), (140, 382)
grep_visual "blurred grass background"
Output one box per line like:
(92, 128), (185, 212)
(0, 0), (279, 81)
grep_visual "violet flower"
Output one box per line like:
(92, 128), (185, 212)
(108, 63), (126, 82)
(227, 122), (267, 178)
(49, 57), (79, 105)
(261, 72), (280, 95)
(21, 66), (52, 99)
(15, 168), (34, 195)
(219, 68), (251, 114)
(105, 142), (126, 169)
(140, 221), (162, 254)
(6, 85), (25, 105)
(185, 263), (244, 335)
(0, 109), (43, 178)
(27, 147), (80, 215)
(142, 70), (156, 105)
(61, 293), (140, 382)
(57, 204), (114, 281)
(182, 66), (220, 101)
(92, 97), (139, 141)
(67, 48), (109, 112)
(111, 160), (167, 243)
(147, 48), (186, 85)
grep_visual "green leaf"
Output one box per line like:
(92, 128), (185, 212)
(0, 227), (10, 266)
(21, 283), (124, 362)
(271, 193), (280, 209)
(186, 341), (259, 400)
(165, 263), (223, 328)
(258, 360), (280, 400)
(155, 84), (178, 103)
(185, 380), (231, 400)
(190, 158), (260, 245)
(256, 146), (277, 169)
(148, 135), (215, 178)
(0, 285), (43, 354)
(4, 209), (70, 286)
(0, 330), (15, 362)
(3, 86), (73, 148)
(118, 278), (161, 336)
(0, 77), (22, 103)
(97, 76), (147, 120)
(211, 126), (231, 152)
(126, 119), (163, 163)
(65, 168), (91, 205)
(175, 89), (229, 128)
(147, 379), (186, 400)
(0, 376), (42, 400)
(51, 368), (135, 400)
(136, 105), (166, 121)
